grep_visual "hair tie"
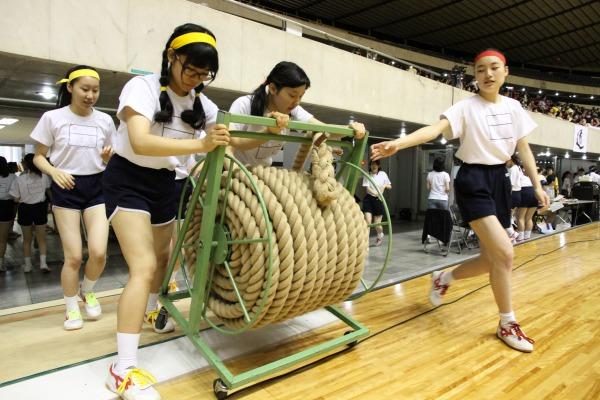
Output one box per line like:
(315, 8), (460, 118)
(160, 86), (168, 92)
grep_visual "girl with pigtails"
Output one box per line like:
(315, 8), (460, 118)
(103, 23), (229, 400)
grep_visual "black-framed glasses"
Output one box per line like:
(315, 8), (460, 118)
(175, 55), (214, 82)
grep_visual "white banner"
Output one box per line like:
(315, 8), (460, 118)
(573, 124), (588, 153)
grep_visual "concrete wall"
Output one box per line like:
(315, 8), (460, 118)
(1, 0), (599, 153)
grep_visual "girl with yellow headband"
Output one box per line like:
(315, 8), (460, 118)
(30, 65), (116, 331)
(103, 23), (229, 400)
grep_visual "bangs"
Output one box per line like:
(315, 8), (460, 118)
(180, 43), (219, 73)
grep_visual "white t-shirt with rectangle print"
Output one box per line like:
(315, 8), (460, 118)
(30, 106), (116, 175)
(229, 95), (313, 167)
(9, 173), (51, 204)
(113, 74), (218, 174)
(442, 95), (537, 165)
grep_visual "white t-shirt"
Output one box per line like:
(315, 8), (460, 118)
(9, 172), (51, 204)
(509, 165), (521, 191)
(229, 95), (313, 167)
(519, 170), (533, 188)
(0, 174), (17, 200)
(362, 170), (391, 196)
(113, 74), (218, 172)
(30, 106), (116, 175)
(442, 95), (537, 165)
(427, 171), (450, 200)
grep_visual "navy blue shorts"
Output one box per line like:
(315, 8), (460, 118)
(519, 186), (539, 208)
(103, 154), (176, 226)
(0, 199), (16, 222)
(17, 202), (48, 226)
(173, 178), (194, 220)
(51, 172), (105, 211)
(454, 163), (511, 228)
(511, 190), (522, 209)
(362, 194), (384, 216)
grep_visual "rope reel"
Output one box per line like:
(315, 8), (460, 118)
(182, 138), (369, 329)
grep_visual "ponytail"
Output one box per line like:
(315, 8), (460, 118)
(56, 65), (98, 109)
(250, 61), (310, 116)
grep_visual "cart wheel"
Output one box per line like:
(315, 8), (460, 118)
(213, 378), (228, 399)
(155, 307), (169, 330)
(343, 330), (358, 348)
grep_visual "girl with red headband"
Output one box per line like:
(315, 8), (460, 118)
(103, 23), (229, 400)
(371, 49), (549, 352)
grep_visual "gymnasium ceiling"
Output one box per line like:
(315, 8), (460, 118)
(242, 0), (600, 73)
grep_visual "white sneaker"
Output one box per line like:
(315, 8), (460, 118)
(23, 263), (32, 273)
(40, 263), (51, 272)
(497, 321), (534, 352)
(64, 309), (84, 331)
(80, 289), (102, 320)
(144, 308), (175, 334)
(106, 364), (161, 400)
(429, 271), (449, 307)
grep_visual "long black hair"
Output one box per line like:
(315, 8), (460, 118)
(433, 157), (445, 172)
(250, 61), (310, 116)
(23, 153), (42, 176)
(0, 156), (8, 178)
(56, 65), (99, 108)
(154, 23), (219, 130)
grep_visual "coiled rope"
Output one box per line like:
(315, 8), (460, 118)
(183, 139), (368, 328)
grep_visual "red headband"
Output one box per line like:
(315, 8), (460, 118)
(474, 50), (506, 65)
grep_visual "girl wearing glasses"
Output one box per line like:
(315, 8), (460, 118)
(103, 23), (229, 400)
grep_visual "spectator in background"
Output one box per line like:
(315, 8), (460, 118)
(362, 160), (392, 247)
(573, 167), (585, 184)
(544, 167), (558, 199)
(426, 157), (450, 210)
(561, 171), (572, 197)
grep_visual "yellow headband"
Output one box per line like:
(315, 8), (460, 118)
(170, 32), (216, 50)
(56, 69), (100, 84)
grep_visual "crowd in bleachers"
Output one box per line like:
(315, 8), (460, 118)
(350, 47), (599, 127)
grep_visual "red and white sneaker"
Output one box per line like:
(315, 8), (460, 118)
(497, 321), (535, 352)
(429, 271), (449, 307)
(106, 363), (161, 400)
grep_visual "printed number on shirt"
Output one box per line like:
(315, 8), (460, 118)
(486, 112), (513, 140)
(68, 124), (99, 148)
(162, 116), (195, 140)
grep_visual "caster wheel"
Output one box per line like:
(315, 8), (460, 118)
(213, 378), (228, 399)
(155, 307), (169, 330)
(343, 330), (358, 348)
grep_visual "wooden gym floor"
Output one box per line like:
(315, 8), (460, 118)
(1, 223), (599, 399)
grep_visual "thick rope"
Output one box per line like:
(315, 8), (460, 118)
(182, 145), (368, 329)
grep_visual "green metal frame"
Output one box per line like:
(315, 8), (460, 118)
(158, 111), (390, 395)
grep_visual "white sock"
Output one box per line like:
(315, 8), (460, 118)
(377, 232), (384, 239)
(40, 255), (47, 265)
(81, 276), (97, 294)
(524, 230), (532, 239)
(24, 256), (32, 267)
(499, 311), (516, 326)
(506, 227), (515, 236)
(517, 231), (524, 241)
(440, 270), (454, 286)
(146, 293), (158, 313)
(64, 295), (80, 313)
(116, 332), (140, 375)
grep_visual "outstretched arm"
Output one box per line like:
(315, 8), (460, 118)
(370, 119), (451, 160)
